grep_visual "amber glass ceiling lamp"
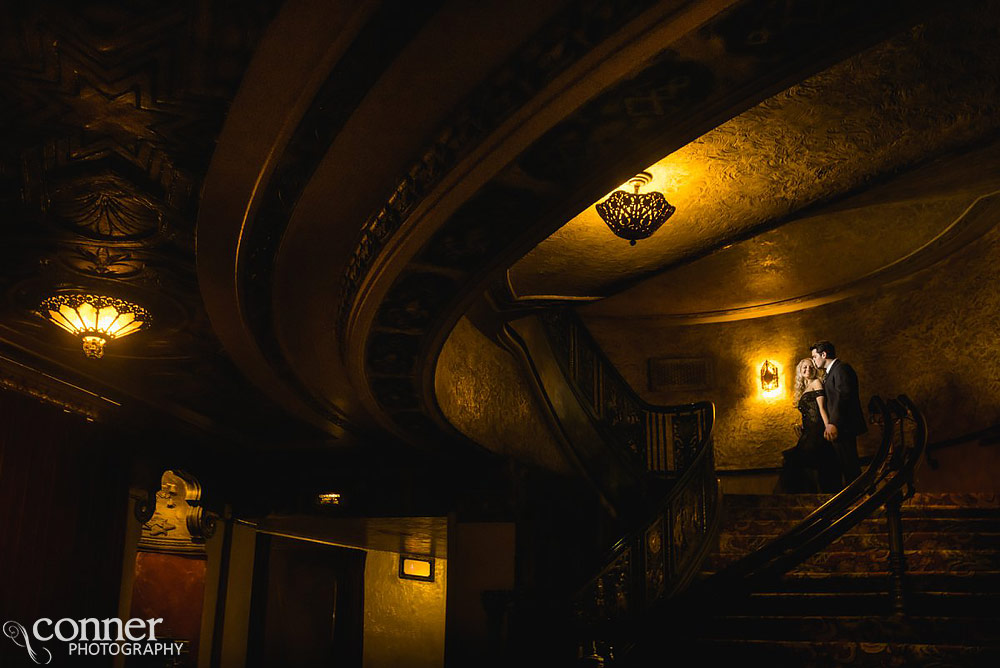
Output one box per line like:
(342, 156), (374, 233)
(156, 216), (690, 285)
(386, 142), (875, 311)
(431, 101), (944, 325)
(595, 171), (675, 245)
(39, 293), (150, 359)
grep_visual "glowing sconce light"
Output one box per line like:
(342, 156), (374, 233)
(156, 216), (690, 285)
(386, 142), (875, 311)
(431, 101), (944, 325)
(760, 360), (780, 393)
(39, 294), (150, 359)
(399, 555), (434, 582)
(595, 171), (676, 246)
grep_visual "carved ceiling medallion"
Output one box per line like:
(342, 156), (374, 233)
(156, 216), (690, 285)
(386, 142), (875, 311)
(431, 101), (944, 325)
(47, 176), (162, 240)
(61, 246), (145, 279)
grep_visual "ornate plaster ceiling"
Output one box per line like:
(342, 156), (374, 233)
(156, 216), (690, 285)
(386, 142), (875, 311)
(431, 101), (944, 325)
(0, 1), (323, 442)
(1, 0), (971, 452)
(582, 142), (1000, 321)
(207, 0), (947, 448)
(509, 3), (1000, 301)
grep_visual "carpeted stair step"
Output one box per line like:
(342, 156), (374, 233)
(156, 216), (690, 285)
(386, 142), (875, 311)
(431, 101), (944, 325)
(722, 505), (1000, 526)
(699, 614), (1000, 646)
(716, 588), (1000, 616)
(680, 493), (1000, 665)
(769, 571), (1000, 594)
(715, 530), (1000, 555)
(722, 493), (835, 509)
(907, 591), (1000, 618)
(905, 493), (1000, 508)
(721, 492), (1000, 509)
(716, 516), (1000, 538)
(715, 591), (1000, 619)
(706, 544), (1000, 574)
(789, 548), (1000, 574)
(692, 638), (1000, 667)
(718, 591), (893, 617)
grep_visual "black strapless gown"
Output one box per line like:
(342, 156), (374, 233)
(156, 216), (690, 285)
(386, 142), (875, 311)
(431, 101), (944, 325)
(777, 389), (840, 493)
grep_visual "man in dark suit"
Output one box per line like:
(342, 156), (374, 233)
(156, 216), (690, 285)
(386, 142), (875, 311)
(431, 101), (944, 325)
(810, 340), (866, 487)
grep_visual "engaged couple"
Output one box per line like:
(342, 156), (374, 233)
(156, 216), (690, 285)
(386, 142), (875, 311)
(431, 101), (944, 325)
(778, 341), (867, 494)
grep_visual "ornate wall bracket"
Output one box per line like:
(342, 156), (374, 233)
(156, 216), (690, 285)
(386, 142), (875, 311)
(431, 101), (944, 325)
(136, 469), (216, 555)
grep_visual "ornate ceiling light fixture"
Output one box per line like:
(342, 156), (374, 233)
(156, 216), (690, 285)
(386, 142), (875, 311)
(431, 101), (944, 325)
(39, 294), (150, 359)
(595, 171), (675, 245)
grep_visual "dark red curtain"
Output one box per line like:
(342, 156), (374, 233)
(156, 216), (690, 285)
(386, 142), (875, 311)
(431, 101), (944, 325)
(0, 388), (129, 664)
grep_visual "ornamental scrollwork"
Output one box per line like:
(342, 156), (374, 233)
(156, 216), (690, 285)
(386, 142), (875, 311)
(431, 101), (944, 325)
(137, 470), (216, 555)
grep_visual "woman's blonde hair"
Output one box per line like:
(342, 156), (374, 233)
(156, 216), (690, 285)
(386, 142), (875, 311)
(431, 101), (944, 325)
(792, 358), (820, 404)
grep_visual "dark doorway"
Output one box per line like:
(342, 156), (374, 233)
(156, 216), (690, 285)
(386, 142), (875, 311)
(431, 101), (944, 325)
(248, 534), (365, 667)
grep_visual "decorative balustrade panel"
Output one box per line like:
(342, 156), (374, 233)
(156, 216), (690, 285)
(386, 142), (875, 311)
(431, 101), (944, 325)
(702, 395), (927, 591)
(535, 310), (719, 632)
(539, 310), (712, 475)
(574, 443), (717, 627)
(644, 517), (666, 602)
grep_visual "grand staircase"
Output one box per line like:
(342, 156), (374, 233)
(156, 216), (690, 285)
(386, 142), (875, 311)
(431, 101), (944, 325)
(513, 311), (994, 666)
(687, 492), (1000, 666)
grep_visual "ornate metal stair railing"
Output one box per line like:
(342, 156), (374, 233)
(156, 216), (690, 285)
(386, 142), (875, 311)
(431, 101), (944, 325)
(500, 308), (719, 659)
(501, 311), (715, 521)
(536, 309), (712, 477)
(571, 422), (718, 638)
(701, 394), (928, 599)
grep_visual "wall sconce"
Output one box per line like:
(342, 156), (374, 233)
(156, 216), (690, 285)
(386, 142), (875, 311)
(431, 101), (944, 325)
(39, 294), (150, 359)
(399, 555), (434, 582)
(760, 360), (779, 392)
(595, 171), (675, 245)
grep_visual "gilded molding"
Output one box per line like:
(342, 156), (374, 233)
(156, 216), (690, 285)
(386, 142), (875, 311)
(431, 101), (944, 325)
(233, 2), (449, 433)
(0, 353), (119, 421)
(0, 1), (297, 439)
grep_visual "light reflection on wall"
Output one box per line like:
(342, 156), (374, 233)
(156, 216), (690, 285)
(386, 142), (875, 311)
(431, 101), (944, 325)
(436, 317), (574, 474)
(363, 551), (446, 668)
(585, 218), (1000, 473)
(583, 312), (814, 469)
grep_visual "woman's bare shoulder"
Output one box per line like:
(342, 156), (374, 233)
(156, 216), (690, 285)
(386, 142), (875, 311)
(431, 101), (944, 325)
(808, 379), (824, 391)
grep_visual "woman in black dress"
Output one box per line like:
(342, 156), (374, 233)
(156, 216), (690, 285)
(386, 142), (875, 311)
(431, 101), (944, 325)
(777, 358), (840, 493)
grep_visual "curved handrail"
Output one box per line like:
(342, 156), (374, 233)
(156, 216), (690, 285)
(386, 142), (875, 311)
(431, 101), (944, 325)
(535, 309), (720, 635)
(537, 309), (713, 476)
(571, 406), (718, 632)
(500, 308), (720, 659)
(750, 395), (927, 590)
(709, 395), (894, 583)
(700, 393), (927, 593)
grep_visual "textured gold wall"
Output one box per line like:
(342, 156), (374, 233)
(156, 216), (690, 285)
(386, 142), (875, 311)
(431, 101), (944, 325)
(363, 551), (446, 668)
(512, 6), (1000, 298)
(583, 223), (1000, 473)
(436, 316), (574, 474)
